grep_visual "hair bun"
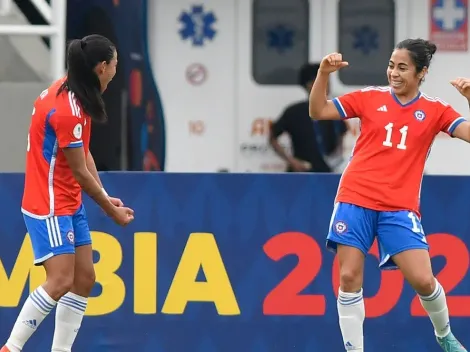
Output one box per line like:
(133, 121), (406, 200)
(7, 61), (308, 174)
(424, 40), (437, 55)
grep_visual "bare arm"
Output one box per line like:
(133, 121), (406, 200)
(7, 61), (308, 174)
(309, 71), (342, 120)
(63, 147), (116, 216)
(269, 112), (311, 172)
(270, 137), (288, 160)
(269, 133), (293, 164)
(450, 79), (470, 142)
(86, 152), (103, 188)
(452, 120), (470, 142)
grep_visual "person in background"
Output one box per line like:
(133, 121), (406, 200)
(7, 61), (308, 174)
(270, 63), (348, 172)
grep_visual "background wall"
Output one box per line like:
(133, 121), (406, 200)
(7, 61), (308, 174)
(149, 0), (470, 174)
(0, 172), (469, 351)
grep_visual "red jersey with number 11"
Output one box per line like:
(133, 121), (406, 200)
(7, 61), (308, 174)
(22, 78), (92, 218)
(332, 86), (465, 216)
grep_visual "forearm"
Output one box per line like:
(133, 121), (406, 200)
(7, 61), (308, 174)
(270, 137), (294, 163)
(74, 168), (115, 216)
(86, 152), (103, 188)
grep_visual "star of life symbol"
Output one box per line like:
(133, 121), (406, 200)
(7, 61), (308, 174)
(433, 0), (466, 31)
(178, 5), (217, 46)
(266, 24), (294, 53)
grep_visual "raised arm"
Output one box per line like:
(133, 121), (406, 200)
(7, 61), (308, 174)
(448, 78), (470, 142)
(309, 53), (349, 120)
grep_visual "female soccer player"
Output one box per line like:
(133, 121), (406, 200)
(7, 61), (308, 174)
(1, 34), (134, 352)
(310, 38), (469, 352)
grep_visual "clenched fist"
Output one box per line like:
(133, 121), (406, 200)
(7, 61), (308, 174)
(319, 52), (349, 74)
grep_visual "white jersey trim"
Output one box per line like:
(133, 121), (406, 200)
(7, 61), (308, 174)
(361, 86), (391, 92)
(48, 140), (58, 216)
(68, 91), (82, 117)
(420, 93), (450, 106)
(21, 208), (51, 220)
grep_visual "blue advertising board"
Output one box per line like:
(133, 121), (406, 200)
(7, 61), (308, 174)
(0, 173), (469, 351)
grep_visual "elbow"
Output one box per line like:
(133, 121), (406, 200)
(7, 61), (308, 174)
(71, 167), (89, 186)
(309, 103), (322, 120)
(309, 109), (322, 120)
(308, 107), (316, 120)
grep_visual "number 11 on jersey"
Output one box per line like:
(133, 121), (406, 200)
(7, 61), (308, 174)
(383, 123), (408, 150)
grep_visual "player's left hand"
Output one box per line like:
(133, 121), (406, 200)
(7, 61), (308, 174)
(451, 77), (470, 100)
(108, 196), (124, 207)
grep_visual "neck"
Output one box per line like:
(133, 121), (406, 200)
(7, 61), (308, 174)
(393, 90), (420, 105)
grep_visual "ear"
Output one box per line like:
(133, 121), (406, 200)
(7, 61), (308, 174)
(100, 61), (108, 74)
(420, 67), (429, 80)
(94, 61), (107, 75)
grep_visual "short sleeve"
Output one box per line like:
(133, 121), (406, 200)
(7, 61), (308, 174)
(439, 105), (466, 137)
(49, 113), (84, 149)
(271, 106), (293, 138)
(332, 89), (367, 119)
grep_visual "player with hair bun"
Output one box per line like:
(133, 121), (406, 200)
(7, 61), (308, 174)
(310, 38), (469, 351)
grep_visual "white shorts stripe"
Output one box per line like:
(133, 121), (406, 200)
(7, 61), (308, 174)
(53, 216), (63, 246)
(48, 217), (59, 247)
(45, 217), (55, 248)
(328, 203), (340, 231)
(46, 217), (63, 248)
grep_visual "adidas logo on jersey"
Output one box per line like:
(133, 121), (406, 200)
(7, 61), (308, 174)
(377, 105), (388, 112)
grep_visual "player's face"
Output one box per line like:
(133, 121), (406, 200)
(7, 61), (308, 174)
(387, 49), (421, 98)
(96, 50), (118, 93)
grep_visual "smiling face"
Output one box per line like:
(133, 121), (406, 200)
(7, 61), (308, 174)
(387, 48), (427, 101)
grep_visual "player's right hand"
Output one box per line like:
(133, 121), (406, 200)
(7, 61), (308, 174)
(319, 52), (349, 74)
(111, 206), (135, 226)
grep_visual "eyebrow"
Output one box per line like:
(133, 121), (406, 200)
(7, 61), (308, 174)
(389, 60), (408, 66)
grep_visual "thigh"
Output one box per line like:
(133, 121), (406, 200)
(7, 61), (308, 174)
(326, 202), (377, 256)
(23, 214), (75, 266)
(376, 210), (429, 270)
(72, 204), (92, 248)
(390, 248), (435, 295)
(74, 244), (95, 281)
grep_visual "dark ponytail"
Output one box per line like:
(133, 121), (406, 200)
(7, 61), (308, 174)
(58, 34), (116, 123)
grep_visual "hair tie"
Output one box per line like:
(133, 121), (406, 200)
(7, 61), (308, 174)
(80, 39), (87, 49)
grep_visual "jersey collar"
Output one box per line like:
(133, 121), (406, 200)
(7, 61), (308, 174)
(391, 90), (422, 107)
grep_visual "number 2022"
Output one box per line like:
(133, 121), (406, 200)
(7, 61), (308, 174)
(262, 232), (470, 317)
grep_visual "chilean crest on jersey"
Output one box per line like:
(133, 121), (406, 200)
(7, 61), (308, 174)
(414, 110), (426, 121)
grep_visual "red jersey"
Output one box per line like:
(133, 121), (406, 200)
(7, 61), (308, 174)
(333, 86), (465, 216)
(22, 79), (91, 218)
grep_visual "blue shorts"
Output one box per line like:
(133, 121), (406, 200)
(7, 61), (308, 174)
(23, 204), (92, 265)
(326, 202), (429, 270)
